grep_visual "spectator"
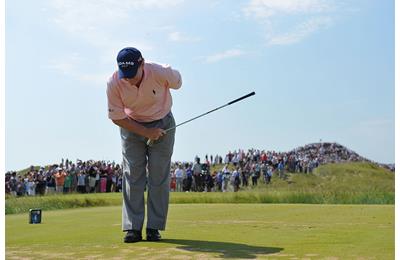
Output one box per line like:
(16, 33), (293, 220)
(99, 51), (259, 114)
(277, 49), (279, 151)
(16, 176), (24, 196)
(266, 166), (273, 184)
(77, 172), (86, 193)
(95, 169), (100, 193)
(64, 172), (73, 193)
(88, 167), (97, 193)
(204, 171), (214, 192)
(35, 174), (46, 196)
(250, 166), (258, 186)
(170, 170), (176, 192)
(26, 175), (36, 196)
(100, 170), (107, 193)
(184, 163), (193, 192)
(55, 168), (67, 193)
(69, 164), (78, 193)
(222, 171), (230, 192)
(9, 172), (18, 196)
(46, 170), (56, 195)
(174, 164), (184, 192)
(216, 171), (223, 192)
(192, 157), (202, 192)
(232, 168), (240, 192)
(277, 161), (285, 179)
(111, 172), (117, 192)
(89, 175), (96, 193)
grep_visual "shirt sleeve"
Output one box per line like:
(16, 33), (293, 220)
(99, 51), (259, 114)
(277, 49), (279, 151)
(156, 63), (182, 89)
(106, 82), (127, 120)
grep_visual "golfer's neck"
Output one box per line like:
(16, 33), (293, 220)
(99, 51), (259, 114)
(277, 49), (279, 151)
(127, 71), (144, 87)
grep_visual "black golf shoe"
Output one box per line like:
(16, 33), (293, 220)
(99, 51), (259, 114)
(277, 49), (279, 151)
(124, 230), (142, 243)
(146, 228), (161, 241)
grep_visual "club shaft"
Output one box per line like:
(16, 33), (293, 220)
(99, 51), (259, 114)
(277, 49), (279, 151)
(147, 91), (255, 145)
(164, 104), (228, 132)
(165, 91), (255, 133)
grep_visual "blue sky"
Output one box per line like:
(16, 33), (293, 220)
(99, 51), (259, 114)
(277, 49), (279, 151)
(5, 0), (395, 171)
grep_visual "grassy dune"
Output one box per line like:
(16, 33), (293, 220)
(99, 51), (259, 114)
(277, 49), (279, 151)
(5, 162), (394, 214)
(5, 204), (394, 259)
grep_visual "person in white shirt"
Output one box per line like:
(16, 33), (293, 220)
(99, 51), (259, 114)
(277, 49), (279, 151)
(27, 176), (36, 196)
(174, 164), (184, 192)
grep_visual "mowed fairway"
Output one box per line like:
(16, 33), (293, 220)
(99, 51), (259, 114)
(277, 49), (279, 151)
(6, 204), (394, 259)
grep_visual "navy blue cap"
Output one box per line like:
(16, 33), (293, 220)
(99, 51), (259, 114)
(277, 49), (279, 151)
(117, 47), (143, 79)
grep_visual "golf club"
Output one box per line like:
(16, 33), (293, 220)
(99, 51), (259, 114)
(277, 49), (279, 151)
(147, 91), (256, 146)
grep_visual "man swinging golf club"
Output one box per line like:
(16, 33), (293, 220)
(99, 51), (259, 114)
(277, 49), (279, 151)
(107, 47), (181, 243)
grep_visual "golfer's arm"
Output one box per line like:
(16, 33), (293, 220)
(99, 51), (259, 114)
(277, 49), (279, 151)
(112, 118), (148, 138)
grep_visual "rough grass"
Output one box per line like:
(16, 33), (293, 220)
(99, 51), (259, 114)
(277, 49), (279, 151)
(6, 162), (394, 215)
(5, 193), (120, 215)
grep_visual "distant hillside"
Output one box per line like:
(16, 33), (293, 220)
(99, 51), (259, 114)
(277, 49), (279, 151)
(287, 142), (394, 171)
(236, 161), (394, 204)
(311, 162), (394, 193)
(289, 142), (367, 162)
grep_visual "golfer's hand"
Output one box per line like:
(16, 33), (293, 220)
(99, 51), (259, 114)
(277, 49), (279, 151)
(145, 128), (166, 141)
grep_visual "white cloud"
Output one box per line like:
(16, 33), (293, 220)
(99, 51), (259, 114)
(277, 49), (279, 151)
(268, 16), (332, 45)
(204, 49), (245, 63)
(50, 0), (184, 43)
(45, 53), (82, 76)
(45, 53), (110, 86)
(77, 73), (111, 86)
(168, 31), (201, 43)
(243, 0), (337, 45)
(244, 0), (334, 18)
(46, 0), (184, 86)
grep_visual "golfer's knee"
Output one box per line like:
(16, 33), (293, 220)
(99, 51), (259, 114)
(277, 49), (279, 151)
(148, 173), (169, 187)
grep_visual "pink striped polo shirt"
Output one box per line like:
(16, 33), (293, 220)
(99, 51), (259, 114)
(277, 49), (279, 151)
(106, 62), (182, 122)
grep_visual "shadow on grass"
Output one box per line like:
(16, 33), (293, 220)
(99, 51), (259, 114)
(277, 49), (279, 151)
(162, 239), (283, 259)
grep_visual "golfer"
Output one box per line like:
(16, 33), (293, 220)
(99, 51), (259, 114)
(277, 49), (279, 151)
(106, 47), (181, 243)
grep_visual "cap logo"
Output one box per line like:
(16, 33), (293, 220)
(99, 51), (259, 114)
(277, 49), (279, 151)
(118, 61), (135, 68)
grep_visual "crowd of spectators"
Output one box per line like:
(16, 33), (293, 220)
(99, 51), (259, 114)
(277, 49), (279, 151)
(168, 142), (370, 192)
(5, 159), (123, 197)
(4, 142), (394, 196)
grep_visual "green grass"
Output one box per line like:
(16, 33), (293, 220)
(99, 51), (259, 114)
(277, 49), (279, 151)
(5, 204), (394, 259)
(6, 162), (394, 215)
